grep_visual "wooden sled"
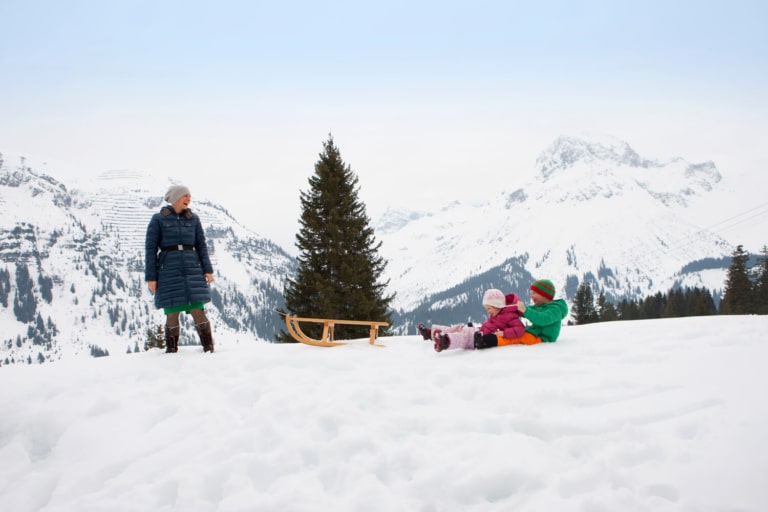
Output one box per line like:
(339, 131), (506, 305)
(284, 314), (388, 347)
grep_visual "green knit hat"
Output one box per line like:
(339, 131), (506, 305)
(530, 279), (555, 300)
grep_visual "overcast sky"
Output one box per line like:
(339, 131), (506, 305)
(2, 0), (767, 250)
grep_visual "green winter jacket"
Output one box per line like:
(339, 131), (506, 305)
(522, 299), (569, 342)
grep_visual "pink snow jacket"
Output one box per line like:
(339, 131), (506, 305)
(479, 293), (526, 339)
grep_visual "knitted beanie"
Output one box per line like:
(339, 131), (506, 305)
(530, 279), (556, 300)
(482, 288), (507, 309)
(164, 185), (191, 204)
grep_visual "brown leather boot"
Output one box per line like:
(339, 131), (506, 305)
(195, 321), (214, 353)
(165, 325), (179, 353)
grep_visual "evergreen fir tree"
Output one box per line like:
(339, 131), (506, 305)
(662, 288), (685, 318)
(13, 263), (37, 323)
(617, 298), (639, 320)
(144, 324), (165, 350)
(278, 135), (394, 342)
(721, 245), (753, 314)
(0, 268), (10, 307)
(641, 291), (666, 319)
(573, 282), (599, 324)
(597, 291), (618, 321)
(754, 245), (768, 314)
(687, 287), (717, 316)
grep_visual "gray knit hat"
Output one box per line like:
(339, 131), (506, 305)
(164, 185), (191, 204)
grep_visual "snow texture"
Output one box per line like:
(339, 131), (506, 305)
(1, 315), (767, 512)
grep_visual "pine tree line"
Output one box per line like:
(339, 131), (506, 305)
(571, 244), (768, 324)
(571, 282), (718, 324)
(720, 244), (768, 314)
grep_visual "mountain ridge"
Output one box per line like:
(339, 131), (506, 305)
(1, 165), (295, 366)
(375, 135), (733, 330)
(0, 134), (746, 363)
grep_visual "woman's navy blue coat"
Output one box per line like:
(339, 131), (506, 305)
(145, 206), (214, 309)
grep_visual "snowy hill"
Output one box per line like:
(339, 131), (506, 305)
(377, 135), (735, 331)
(0, 166), (296, 366)
(0, 135), (753, 363)
(1, 315), (767, 511)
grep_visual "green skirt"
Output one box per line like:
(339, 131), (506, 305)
(164, 302), (205, 315)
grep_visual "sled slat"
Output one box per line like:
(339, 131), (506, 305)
(284, 314), (388, 347)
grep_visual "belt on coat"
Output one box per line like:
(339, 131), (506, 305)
(160, 245), (196, 252)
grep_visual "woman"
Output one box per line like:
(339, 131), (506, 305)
(145, 184), (215, 353)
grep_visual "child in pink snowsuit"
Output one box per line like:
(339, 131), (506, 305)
(428, 289), (526, 352)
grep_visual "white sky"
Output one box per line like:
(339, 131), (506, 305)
(2, 0), (767, 251)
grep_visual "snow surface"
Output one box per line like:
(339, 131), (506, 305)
(1, 315), (767, 512)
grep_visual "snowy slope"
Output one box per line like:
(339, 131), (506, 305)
(1, 315), (767, 512)
(0, 135), (753, 363)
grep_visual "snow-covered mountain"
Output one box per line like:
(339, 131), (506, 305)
(0, 166), (296, 366)
(0, 135), (747, 364)
(377, 135), (735, 332)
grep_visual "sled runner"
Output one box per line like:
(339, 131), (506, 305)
(283, 314), (388, 347)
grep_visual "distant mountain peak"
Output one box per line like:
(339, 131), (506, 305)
(375, 208), (434, 234)
(536, 135), (656, 180)
(528, 135), (722, 208)
(376, 135), (732, 313)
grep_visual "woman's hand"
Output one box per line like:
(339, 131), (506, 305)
(147, 281), (157, 293)
(205, 273), (215, 284)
